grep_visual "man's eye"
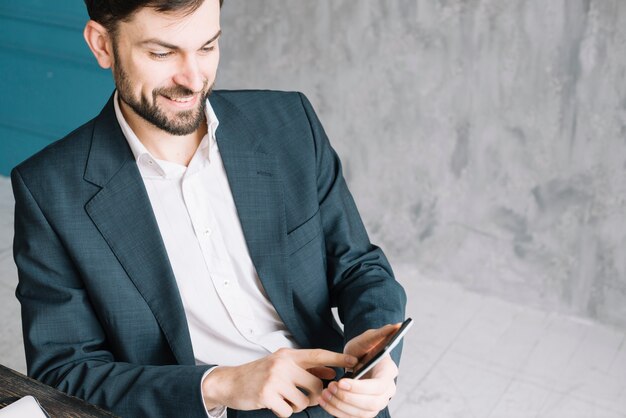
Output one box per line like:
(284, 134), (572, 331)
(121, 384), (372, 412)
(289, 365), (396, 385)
(200, 46), (215, 54)
(150, 52), (171, 59)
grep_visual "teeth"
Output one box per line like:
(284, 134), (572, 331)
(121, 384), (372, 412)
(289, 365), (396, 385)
(169, 96), (194, 103)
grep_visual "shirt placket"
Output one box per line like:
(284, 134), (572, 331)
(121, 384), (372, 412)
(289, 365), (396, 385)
(184, 165), (261, 345)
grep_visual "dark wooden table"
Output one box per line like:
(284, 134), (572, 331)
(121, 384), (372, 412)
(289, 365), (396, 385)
(0, 364), (118, 417)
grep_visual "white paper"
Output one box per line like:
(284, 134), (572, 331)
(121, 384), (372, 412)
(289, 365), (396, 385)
(0, 396), (48, 418)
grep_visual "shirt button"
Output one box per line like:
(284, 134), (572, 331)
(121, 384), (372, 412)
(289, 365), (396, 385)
(248, 329), (254, 335)
(224, 280), (229, 287)
(204, 228), (212, 236)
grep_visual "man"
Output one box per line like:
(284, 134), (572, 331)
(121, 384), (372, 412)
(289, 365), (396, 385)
(11, 0), (406, 417)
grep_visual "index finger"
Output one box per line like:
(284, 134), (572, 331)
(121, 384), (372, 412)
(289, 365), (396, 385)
(291, 348), (358, 369)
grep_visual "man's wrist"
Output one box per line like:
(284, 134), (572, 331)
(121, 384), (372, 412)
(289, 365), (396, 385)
(201, 365), (231, 411)
(200, 366), (226, 418)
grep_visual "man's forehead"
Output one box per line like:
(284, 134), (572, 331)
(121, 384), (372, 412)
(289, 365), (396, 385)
(117, 0), (220, 43)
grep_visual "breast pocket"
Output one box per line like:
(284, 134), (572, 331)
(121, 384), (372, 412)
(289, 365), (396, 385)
(287, 209), (322, 255)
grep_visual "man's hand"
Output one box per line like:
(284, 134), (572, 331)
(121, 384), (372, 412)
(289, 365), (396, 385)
(319, 324), (401, 418)
(201, 348), (358, 417)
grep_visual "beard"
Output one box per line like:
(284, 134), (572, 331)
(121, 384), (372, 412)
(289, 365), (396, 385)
(113, 53), (214, 136)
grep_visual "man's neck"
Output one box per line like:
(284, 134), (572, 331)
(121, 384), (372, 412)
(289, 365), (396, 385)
(119, 99), (207, 167)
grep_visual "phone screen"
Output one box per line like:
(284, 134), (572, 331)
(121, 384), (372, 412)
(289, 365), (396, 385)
(345, 318), (413, 380)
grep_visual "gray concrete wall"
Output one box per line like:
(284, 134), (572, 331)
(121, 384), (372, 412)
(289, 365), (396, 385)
(217, 0), (626, 329)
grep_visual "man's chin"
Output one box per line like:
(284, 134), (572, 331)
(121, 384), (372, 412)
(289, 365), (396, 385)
(156, 111), (206, 136)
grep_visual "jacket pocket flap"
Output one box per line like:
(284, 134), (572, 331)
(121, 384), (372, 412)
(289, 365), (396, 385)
(287, 209), (322, 254)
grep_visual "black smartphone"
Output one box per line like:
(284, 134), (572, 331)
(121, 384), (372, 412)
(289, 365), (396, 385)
(345, 318), (413, 380)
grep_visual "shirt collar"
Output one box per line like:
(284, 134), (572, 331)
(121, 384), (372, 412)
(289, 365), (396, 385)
(113, 90), (220, 178)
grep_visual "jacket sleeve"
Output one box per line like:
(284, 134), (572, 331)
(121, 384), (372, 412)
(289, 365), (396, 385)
(12, 167), (212, 418)
(297, 93), (407, 365)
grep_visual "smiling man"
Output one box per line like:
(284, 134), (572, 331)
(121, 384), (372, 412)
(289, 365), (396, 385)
(11, 1), (406, 417)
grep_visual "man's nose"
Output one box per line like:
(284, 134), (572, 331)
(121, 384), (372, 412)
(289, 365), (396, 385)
(173, 55), (205, 93)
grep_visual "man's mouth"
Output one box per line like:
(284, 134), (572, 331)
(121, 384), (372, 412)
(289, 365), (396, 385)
(162, 94), (199, 108)
(169, 96), (194, 103)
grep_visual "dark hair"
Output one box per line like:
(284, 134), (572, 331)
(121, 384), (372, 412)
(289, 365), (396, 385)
(84, 0), (223, 35)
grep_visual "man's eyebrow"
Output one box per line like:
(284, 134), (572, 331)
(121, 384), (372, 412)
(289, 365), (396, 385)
(139, 30), (222, 49)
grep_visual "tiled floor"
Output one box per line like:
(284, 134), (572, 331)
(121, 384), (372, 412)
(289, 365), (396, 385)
(389, 263), (626, 417)
(1, 176), (625, 417)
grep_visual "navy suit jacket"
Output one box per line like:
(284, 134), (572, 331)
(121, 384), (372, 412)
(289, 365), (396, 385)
(12, 90), (406, 418)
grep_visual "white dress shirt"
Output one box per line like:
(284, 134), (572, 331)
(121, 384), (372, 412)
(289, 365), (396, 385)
(113, 91), (297, 414)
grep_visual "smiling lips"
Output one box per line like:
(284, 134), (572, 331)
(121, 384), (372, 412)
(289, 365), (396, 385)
(163, 94), (198, 109)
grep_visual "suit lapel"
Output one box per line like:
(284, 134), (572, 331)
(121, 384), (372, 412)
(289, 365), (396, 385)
(83, 95), (196, 365)
(210, 93), (307, 347)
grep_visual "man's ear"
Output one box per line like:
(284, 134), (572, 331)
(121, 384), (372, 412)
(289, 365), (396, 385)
(83, 20), (114, 69)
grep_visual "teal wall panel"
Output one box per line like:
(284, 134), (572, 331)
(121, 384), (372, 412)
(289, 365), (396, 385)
(0, 1), (114, 175)
(0, 126), (53, 175)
